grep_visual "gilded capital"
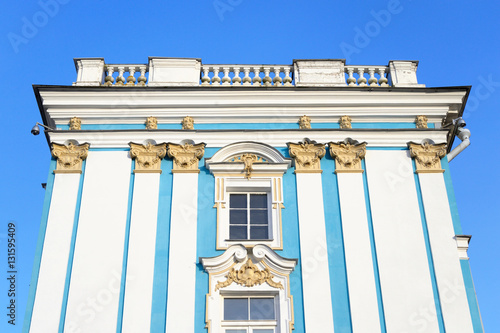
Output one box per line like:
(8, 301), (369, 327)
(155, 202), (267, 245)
(287, 139), (325, 173)
(146, 116), (158, 130)
(408, 141), (447, 173)
(299, 115), (311, 129)
(415, 115), (428, 129)
(167, 142), (205, 173)
(69, 117), (81, 130)
(129, 142), (167, 173)
(182, 116), (194, 130)
(51, 142), (89, 173)
(329, 138), (367, 173)
(339, 115), (352, 129)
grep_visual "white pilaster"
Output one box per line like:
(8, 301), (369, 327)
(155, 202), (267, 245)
(365, 150), (439, 333)
(337, 173), (381, 333)
(295, 173), (335, 333)
(30, 174), (80, 333)
(418, 173), (473, 332)
(165, 173), (199, 332)
(122, 173), (161, 333)
(64, 151), (131, 332)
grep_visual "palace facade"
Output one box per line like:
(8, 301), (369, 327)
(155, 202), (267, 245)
(25, 58), (482, 332)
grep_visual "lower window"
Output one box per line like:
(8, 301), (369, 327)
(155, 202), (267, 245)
(223, 296), (277, 333)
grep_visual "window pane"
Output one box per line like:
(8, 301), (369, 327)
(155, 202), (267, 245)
(250, 226), (268, 239)
(224, 298), (248, 320)
(250, 194), (267, 208)
(226, 330), (247, 333)
(253, 330), (274, 333)
(230, 210), (247, 225)
(230, 194), (247, 208)
(230, 226), (247, 239)
(250, 298), (275, 320)
(250, 210), (268, 224)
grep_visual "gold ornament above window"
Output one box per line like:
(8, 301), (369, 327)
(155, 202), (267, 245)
(215, 259), (283, 291)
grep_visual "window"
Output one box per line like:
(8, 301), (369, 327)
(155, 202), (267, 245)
(200, 245), (297, 333)
(222, 296), (277, 333)
(229, 193), (270, 240)
(204, 142), (292, 249)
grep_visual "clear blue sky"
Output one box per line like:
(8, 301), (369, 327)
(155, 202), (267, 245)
(1, 1), (499, 332)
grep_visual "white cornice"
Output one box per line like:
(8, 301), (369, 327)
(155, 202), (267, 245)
(48, 129), (448, 148)
(38, 88), (466, 125)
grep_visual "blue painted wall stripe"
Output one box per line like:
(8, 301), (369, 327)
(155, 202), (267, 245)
(116, 161), (136, 332)
(320, 154), (352, 332)
(441, 157), (463, 234)
(195, 148), (219, 333)
(460, 260), (484, 332)
(276, 147), (306, 333)
(413, 162), (446, 333)
(22, 159), (57, 333)
(361, 159), (387, 333)
(58, 160), (87, 332)
(150, 158), (174, 332)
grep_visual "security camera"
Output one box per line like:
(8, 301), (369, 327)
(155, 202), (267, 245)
(31, 124), (40, 135)
(31, 122), (55, 136)
(453, 117), (466, 128)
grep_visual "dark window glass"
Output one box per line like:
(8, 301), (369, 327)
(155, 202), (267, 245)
(230, 226), (247, 239)
(250, 298), (275, 320)
(250, 226), (268, 239)
(250, 194), (267, 208)
(224, 298), (248, 320)
(230, 210), (247, 224)
(230, 194), (247, 208)
(250, 210), (268, 224)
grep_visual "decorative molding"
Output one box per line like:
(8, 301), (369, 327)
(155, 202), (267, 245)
(69, 117), (81, 130)
(201, 245), (297, 333)
(182, 116), (194, 130)
(408, 140), (447, 173)
(455, 235), (471, 260)
(299, 115), (311, 129)
(339, 115), (352, 129)
(226, 153), (264, 179)
(49, 130), (449, 149)
(167, 142), (205, 173)
(329, 138), (367, 173)
(215, 258), (283, 291)
(51, 142), (89, 173)
(129, 142), (167, 173)
(146, 116), (158, 130)
(287, 139), (325, 173)
(415, 115), (428, 129)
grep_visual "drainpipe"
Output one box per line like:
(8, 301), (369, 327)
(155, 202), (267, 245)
(447, 118), (471, 162)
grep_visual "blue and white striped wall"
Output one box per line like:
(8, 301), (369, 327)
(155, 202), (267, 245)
(24, 140), (482, 333)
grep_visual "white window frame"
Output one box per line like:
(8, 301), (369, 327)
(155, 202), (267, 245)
(221, 293), (279, 333)
(228, 192), (272, 241)
(216, 177), (283, 249)
(200, 245), (297, 333)
(205, 142), (291, 250)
